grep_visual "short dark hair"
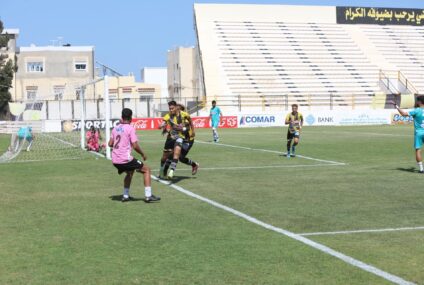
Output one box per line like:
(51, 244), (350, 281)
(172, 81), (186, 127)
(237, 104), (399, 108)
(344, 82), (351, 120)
(292, 104), (298, 108)
(212, 100), (216, 104)
(177, 104), (185, 111)
(417, 96), (424, 105)
(121, 108), (133, 121)
(168, 100), (177, 106)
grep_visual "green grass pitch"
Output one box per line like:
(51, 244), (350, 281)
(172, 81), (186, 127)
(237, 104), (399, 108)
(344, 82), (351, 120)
(0, 125), (423, 284)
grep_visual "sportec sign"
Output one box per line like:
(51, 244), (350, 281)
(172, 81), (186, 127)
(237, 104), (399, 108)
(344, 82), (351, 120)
(62, 119), (121, 131)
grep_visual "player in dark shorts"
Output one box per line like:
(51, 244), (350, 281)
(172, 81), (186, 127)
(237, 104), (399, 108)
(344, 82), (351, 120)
(109, 108), (160, 203)
(285, 104), (303, 158)
(162, 104), (199, 176)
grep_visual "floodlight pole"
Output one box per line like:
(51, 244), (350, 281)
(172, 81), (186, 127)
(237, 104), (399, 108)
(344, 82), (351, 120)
(104, 75), (111, 160)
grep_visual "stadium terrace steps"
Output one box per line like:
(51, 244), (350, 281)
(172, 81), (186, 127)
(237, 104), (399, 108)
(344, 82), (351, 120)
(195, 4), (424, 110)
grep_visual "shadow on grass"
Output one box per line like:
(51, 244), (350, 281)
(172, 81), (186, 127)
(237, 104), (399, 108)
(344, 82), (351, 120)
(169, 175), (196, 183)
(109, 195), (146, 202)
(395, 167), (419, 173)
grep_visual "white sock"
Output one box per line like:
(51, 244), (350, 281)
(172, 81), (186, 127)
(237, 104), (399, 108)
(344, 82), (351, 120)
(123, 187), (130, 198)
(418, 162), (423, 171)
(145, 187), (152, 198)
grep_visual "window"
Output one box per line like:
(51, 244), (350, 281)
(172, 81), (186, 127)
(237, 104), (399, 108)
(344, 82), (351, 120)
(26, 86), (38, 100)
(27, 62), (44, 73)
(53, 85), (65, 100)
(74, 58), (88, 72)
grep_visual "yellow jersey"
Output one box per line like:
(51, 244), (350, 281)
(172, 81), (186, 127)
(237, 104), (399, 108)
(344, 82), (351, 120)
(285, 112), (303, 133)
(162, 111), (191, 140)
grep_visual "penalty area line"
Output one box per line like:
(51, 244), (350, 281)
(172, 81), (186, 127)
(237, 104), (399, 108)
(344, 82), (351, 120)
(298, 226), (424, 236)
(196, 140), (346, 166)
(151, 163), (344, 173)
(151, 175), (414, 285)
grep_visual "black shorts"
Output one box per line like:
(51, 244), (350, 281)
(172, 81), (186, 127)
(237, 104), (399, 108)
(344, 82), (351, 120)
(113, 158), (144, 174)
(163, 138), (176, 152)
(287, 130), (300, 140)
(181, 140), (194, 158)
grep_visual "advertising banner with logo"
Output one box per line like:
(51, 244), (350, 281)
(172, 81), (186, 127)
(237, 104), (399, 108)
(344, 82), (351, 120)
(131, 116), (238, 130)
(238, 114), (284, 128)
(131, 118), (163, 130)
(391, 113), (414, 125)
(303, 110), (392, 126)
(62, 119), (121, 131)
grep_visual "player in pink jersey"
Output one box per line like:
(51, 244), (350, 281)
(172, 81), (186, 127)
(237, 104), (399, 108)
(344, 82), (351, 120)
(108, 108), (160, 203)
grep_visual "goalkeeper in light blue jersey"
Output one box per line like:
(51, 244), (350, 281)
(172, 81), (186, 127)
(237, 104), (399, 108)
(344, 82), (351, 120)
(209, 100), (222, 143)
(392, 96), (424, 173)
(16, 126), (34, 152)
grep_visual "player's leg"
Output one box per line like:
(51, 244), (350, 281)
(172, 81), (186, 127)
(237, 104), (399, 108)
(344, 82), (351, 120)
(212, 121), (219, 142)
(160, 138), (174, 177)
(167, 139), (183, 179)
(286, 131), (293, 158)
(179, 141), (199, 175)
(26, 137), (33, 152)
(163, 152), (173, 178)
(139, 164), (160, 202)
(122, 170), (134, 202)
(291, 136), (299, 157)
(414, 133), (424, 173)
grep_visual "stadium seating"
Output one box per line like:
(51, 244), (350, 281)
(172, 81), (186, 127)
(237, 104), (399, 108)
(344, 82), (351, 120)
(213, 21), (382, 109)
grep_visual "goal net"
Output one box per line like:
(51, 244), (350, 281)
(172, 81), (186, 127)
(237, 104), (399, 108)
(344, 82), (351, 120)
(0, 78), (108, 163)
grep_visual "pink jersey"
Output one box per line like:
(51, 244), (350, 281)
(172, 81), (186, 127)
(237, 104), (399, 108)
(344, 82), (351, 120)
(111, 123), (138, 164)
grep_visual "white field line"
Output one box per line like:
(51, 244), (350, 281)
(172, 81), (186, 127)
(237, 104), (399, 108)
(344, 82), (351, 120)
(151, 175), (415, 285)
(299, 226), (424, 236)
(305, 131), (412, 138)
(152, 163), (342, 173)
(196, 140), (346, 166)
(44, 134), (77, 147)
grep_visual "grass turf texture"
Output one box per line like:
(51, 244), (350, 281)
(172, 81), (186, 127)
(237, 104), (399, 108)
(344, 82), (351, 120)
(0, 125), (423, 284)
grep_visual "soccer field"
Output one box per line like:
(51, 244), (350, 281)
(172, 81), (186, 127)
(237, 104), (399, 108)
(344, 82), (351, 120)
(1, 125), (423, 284)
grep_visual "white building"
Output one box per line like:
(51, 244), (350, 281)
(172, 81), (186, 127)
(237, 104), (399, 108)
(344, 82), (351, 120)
(141, 67), (168, 98)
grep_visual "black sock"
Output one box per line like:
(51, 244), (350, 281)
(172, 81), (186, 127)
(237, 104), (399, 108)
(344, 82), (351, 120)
(170, 159), (178, 171)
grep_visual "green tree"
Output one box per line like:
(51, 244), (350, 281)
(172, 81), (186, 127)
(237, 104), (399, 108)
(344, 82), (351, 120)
(0, 20), (18, 119)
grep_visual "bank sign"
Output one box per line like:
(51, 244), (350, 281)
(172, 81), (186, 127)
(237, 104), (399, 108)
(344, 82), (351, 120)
(238, 115), (282, 128)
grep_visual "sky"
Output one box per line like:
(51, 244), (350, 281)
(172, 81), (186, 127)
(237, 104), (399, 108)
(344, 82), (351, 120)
(2, 0), (424, 80)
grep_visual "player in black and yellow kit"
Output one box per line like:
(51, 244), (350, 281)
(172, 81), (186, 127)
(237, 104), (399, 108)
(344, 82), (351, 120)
(285, 104), (303, 158)
(177, 104), (199, 175)
(161, 104), (199, 179)
(159, 101), (198, 179)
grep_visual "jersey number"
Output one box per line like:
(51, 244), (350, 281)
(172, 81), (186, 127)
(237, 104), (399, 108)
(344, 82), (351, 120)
(114, 135), (121, 149)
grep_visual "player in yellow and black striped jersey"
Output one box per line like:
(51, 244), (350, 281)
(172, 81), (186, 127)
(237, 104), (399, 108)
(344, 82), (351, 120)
(158, 101), (198, 179)
(162, 104), (199, 177)
(285, 104), (303, 158)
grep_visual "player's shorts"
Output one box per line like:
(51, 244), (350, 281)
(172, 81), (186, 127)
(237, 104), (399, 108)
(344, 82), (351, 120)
(414, 131), (424, 149)
(287, 130), (300, 140)
(163, 138), (176, 152)
(113, 158), (144, 174)
(181, 140), (194, 158)
(211, 120), (219, 128)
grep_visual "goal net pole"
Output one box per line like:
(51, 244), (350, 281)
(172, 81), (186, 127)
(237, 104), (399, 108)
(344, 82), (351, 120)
(104, 75), (111, 160)
(80, 86), (86, 150)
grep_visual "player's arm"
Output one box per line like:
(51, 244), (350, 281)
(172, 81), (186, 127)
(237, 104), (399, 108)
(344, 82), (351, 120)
(285, 114), (291, 125)
(132, 142), (147, 161)
(108, 137), (114, 148)
(390, 101), (409, 116)
(186, 116), (195, 137)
